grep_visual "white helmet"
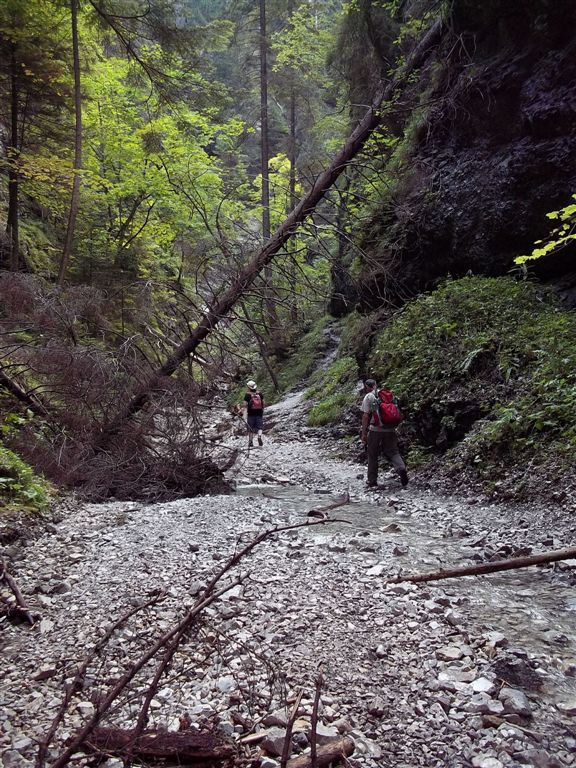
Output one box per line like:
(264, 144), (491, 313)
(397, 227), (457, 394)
(246, 380), (257, 390)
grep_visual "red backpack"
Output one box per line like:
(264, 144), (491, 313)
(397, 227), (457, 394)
(373, 389), (403, 427)
(249, 392), (263, 409)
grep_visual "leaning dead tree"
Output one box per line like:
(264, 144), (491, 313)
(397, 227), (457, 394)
(97, 18), (446, 449)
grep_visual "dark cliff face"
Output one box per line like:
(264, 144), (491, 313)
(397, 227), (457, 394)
(356, 0), (576, 309)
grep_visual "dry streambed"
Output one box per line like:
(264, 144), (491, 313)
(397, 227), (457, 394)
(1, 422), (576, 768)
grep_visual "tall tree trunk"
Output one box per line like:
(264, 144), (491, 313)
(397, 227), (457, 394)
(6, 42), (20, 271)
(95, 19), (446, 449)
(259, 0), (281, 351)
(259, 0), (271, 243)
(58, 0), (83, 286)
(288, 79), (298, 323)
(329, 173), (356, 318)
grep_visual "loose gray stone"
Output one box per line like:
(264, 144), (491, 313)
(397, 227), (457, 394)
(367, 696), (386, 716)
(2, 752), (30, 768)
(471, 677), (496, 695)
(556, 697), (576, 716)
(436, 645), (465, 662)
(471, 758), (504, 768)
(498, 688), (532, 718)
(261, 728), (287, 757)
(260, 758), (280, 768)
(461, 694), (504, 716)
(262, 708), (290, 728)
(216, 676), (236, 693)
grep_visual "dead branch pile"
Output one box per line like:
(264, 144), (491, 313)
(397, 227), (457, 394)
(0, 273), (230, 501)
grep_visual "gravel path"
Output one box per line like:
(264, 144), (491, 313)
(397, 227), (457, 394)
(1, 398), (576, 768)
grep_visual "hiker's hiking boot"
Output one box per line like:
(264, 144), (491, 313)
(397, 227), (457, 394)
(258, 436), (263, 446)
(399, 469), (409, 488)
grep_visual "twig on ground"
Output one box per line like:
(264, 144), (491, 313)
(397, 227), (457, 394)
(310, 670), (325, 768)
(0, 560), (35, 626)
(280, 689), (303, 768)
(388, 545), (576, 584)
(39, 501), (352, 768)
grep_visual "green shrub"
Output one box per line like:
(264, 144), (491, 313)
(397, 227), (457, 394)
(0, 444), (52, 514)
(306, 355), (358, 425)
(226, 315), (334, 409)
(276, 314), (334, 394)
(308, 392), (352, 426)
(369, 276), (576, 465)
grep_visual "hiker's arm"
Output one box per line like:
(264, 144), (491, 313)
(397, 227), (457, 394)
(361, 412), (370, 443)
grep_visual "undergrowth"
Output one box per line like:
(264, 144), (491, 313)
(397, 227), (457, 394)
(0, 443), (52, 515)
(306, 355), (358, 426)
(368, 276), (576, 481)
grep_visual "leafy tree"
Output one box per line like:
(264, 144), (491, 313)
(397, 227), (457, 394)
(0, 0), (72, 270)
(516, 195), (576, 264)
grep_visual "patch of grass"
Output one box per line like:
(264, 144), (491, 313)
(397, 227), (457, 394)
(275, 314), (335, 394)
(369, 275), (576, 471)
(306, 355), (358, 426)
(308, 392), (352, 426)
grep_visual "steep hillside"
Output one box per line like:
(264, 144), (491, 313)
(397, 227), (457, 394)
(350, 0), (576, 308)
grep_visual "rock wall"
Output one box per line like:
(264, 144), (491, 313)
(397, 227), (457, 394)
(356, 0), (576, 309)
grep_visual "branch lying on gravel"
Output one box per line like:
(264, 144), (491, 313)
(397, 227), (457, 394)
(310, 670), (325, 768)
(84, 727), (236, 764)
(0, 560), (36, 626)
(39, 496), (352, 768)
(37, 591), (167, 768)
(281, 689), (303, 768)
(286, 737), (355, 768)
(388, 545), (576, 584)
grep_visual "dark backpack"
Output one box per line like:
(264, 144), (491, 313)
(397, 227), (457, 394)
(249, 392), (263, 410)
(373, 389), (403, 427)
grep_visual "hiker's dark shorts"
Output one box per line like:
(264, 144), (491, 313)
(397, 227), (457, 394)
(247, 414), (263, 432)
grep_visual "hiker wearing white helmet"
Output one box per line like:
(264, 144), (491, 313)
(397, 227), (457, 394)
(241, 380), (264, 447)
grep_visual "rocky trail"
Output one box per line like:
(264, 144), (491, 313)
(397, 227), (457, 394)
(1, 389), (576, 768)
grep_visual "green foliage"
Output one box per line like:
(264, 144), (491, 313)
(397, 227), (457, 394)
(0, 443), (52, 514)
(226, 314), (335, 408)
(307, 393), (351, 426)
(306, 355), (358, 425)
(340, 309), (382, 365)
(516, 194), (576, 264)
(275, 315), (334, 393)
(369, 276), (576, 466)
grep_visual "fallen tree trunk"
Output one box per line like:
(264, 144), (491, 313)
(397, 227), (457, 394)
(286, 737), (354, 768)
(0, 369), (49, 417)
(389, 546), (576, 584)
(96, 18), (446, 449)
(84, 727), (235, 764)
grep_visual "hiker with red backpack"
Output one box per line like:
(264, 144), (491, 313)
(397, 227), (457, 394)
(242, 380), (264, 448)
(360, 379), (408, 489)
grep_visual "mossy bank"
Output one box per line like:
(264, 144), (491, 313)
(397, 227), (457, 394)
(305, 276), (576, 500)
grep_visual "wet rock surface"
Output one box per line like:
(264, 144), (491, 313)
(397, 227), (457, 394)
(1, 399), (576, 768)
